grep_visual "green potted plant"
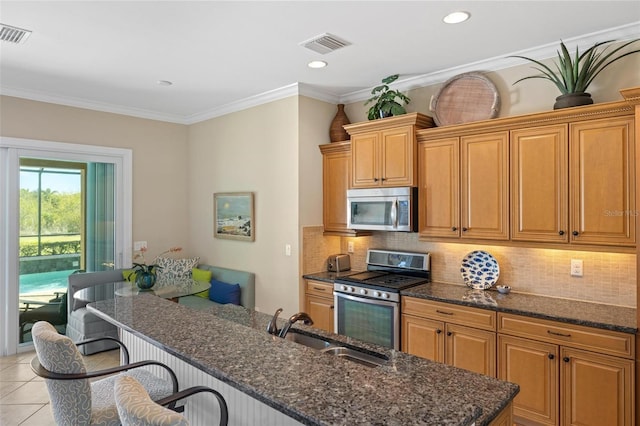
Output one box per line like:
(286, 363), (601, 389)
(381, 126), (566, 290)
(510, 39), (640, 109)
(365, 74), (411, 120)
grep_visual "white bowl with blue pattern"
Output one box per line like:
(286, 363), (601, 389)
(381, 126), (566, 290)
(460, 250), (500, 290)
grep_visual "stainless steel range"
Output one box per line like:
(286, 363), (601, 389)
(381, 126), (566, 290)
(334, 249), (430, 349)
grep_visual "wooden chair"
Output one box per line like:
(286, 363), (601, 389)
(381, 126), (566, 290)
(30, 321), (179, 425)
(115, 375), (229, 426)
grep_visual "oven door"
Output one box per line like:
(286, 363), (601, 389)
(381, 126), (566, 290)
(334, 291), (399, 349)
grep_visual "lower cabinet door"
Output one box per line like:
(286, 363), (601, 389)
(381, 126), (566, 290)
(561, 347), (634, 426)
(498, 334), (558, 425)
(446, 323), (496, 377)
(305, 295), (334, 333)
(401, 314), (445, 363)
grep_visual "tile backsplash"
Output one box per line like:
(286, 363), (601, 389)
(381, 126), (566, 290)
(302, 226), (637, 308)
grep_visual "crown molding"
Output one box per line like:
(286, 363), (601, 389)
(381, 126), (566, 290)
(2, 22), (638, 125)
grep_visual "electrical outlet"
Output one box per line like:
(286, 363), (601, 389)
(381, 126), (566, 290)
(570, 259), (583, 277)
(133, 241), (147, 251)
(347, 241), (355, 253)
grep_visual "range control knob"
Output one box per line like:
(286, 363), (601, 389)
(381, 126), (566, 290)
(340, 285), (348, 292)
(373, 291), (381, 298)
(360, 289), (367, 295)
(349, 286), (355, 293)
(382, 293), (390, 299)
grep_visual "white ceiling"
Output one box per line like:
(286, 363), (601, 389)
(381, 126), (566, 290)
(1, 1), (639, 124)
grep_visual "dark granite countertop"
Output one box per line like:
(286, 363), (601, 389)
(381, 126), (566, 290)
(302, 270), (363, 283)
(402, 282), (637, 334)
(88, 295), (518, 426)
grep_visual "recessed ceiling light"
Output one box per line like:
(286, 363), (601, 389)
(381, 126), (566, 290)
(157, 80), (173, 86)
(308, 60), (328, 69)
(443, 11), (470, 24)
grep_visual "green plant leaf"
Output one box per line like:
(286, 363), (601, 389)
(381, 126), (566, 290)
(382, 74), (399, 84)
(510, 38), (639, 95)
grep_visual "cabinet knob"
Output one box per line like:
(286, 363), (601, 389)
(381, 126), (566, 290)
(548, 354), (555, 360)
(446, 331), (452, 336)
(558, 230), (565, 236)
(572, 231), (579, 236)
(563, 357), (570, 363)
(451, 227), (457, 231)
(436, 329), (442, 334)
(373, 178), (379, 182)
(381, 177), (386, 181)
(462, 227), (468, 232)
(330, 305), (334, 310)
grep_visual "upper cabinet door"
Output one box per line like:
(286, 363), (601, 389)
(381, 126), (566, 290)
(460, 131), (510, 240)
(569, 117), (636, 246)
(380, 126), (415, 187)
(511, 125), (569, 242)
(351, 132), (379, 188)
(418, 138), (460, 238)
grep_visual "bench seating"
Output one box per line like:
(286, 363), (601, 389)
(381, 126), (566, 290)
(179, 265), (255, 310)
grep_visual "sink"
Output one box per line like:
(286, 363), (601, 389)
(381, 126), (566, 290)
(284, 331), (332, 350)
(320, 346), (388, 368)
(283, 330), (388, 367)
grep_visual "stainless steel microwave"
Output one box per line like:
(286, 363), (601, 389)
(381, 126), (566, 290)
(347, 187), (417, 232)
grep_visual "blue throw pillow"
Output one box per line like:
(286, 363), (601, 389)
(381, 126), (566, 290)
(208, 279), (241, 305)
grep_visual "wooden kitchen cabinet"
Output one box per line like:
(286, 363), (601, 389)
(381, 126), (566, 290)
(418, 137), (460, 238)
(461, 131), (509, 240)
(511, 124), (569, 243)
(304, 280), (334, 333)
(498, 312), (635, 426)
(402, 297), (497, 377)
(344, 113), (434, 189)
(511, 118), (636, 246)
(351, 126), (414, 187)
(418, 131), (509, 240)
(416, 99), (636, 250)
(569, 117), (635, 246)
(319, 141), (370, 236)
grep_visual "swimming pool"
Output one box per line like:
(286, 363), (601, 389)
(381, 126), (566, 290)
(20, 270), (74, 295)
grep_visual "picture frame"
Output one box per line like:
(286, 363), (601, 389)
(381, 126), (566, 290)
(214, 192), (255, 241)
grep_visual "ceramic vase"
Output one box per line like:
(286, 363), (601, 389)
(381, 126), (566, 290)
(553, 92), (594, 110)
(329, 104), (351, 142)
(135, 271), (156, 290)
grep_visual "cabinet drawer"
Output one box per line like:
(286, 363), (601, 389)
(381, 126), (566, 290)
(402, 297), (496, 331)
(305, 280), (334, 298)
(498, 313), (634, 359)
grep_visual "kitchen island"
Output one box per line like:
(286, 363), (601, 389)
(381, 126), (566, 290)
(88, 293), (518, 426)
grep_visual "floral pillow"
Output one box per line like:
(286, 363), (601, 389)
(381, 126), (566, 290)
(155, 257), (199, 280)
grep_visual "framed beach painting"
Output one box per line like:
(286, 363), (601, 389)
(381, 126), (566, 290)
(214, 192), (255, 241)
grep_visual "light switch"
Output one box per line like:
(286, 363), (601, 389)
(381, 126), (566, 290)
(285, 244), (291, 256)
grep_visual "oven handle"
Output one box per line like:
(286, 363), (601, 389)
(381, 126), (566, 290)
(333, 291), (399, 308)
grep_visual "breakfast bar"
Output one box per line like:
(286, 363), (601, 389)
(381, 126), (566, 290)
(87, 293), (518, 426)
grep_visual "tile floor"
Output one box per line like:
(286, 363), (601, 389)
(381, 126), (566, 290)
(0, 349), (120, 425)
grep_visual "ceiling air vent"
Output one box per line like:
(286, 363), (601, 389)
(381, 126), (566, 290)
(0, 23), (32, 44)
(299, 33), (351, 55)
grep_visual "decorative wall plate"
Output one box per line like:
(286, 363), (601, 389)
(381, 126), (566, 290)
(430, 71), (500, 127)
(460, 250), (500, 290)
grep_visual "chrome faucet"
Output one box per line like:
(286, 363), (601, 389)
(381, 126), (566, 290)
(267, 308), (283, 336)
(278, 312), (314, 338)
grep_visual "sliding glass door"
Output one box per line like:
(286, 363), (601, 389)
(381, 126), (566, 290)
(0, 137), (132, 355)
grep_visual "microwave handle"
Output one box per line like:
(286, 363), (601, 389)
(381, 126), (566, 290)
(390, 199), (398, 229)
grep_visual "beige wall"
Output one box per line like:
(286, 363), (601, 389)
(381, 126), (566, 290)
(0, 96), (191, 258)
(187, 97), (304, 314)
